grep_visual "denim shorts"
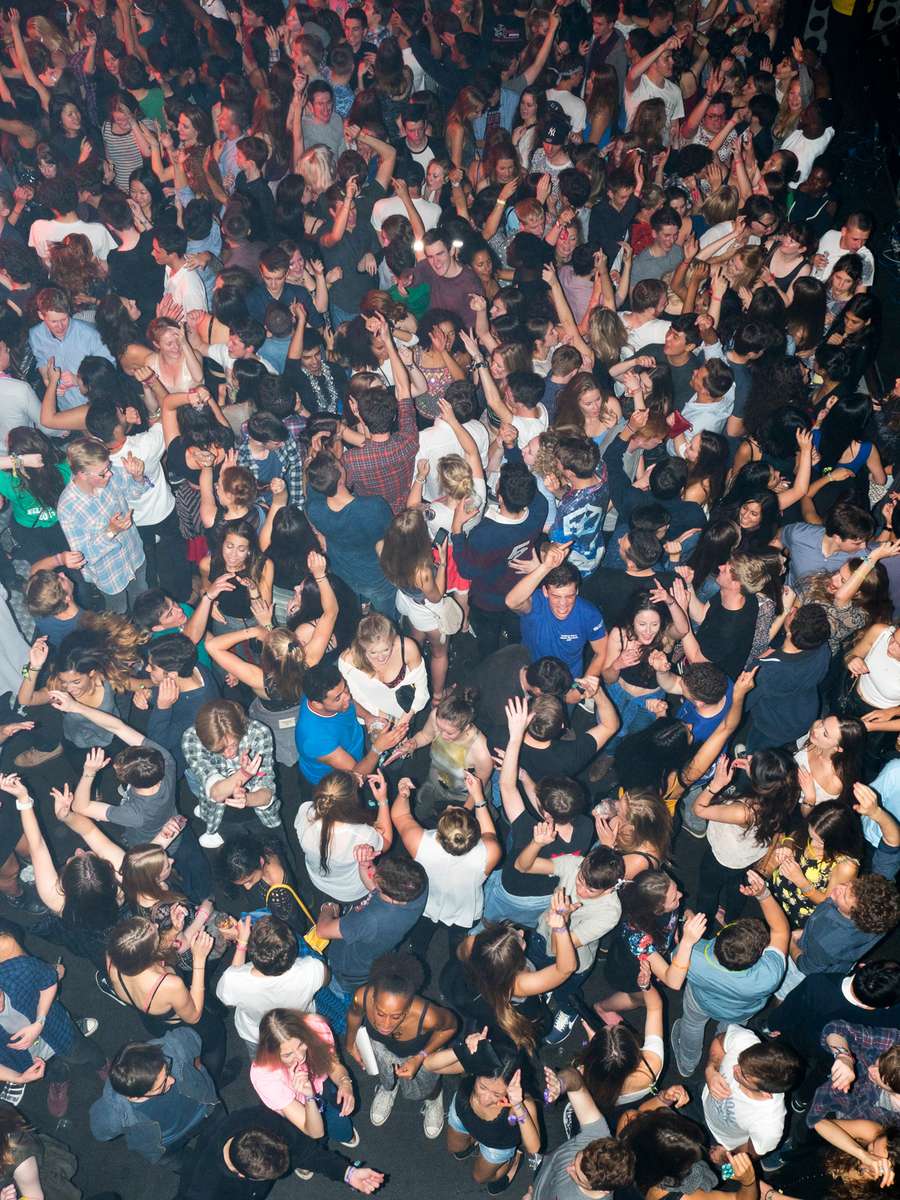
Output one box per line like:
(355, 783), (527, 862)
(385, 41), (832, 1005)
(448, 1095), (517, 1164)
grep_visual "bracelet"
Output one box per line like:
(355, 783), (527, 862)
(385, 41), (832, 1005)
(15, 797), (33, 811)
(20, 664), (31, 679)
(416, 1049), (428, 1059)
(830, 1047), (852, 1060)
(670, 960), (688, 972)
(192, 964), (206, 971)
(474, 801), (487, 809)
(236, 942), (249, 950)
(344, 1166), (357, 1185)
(313, 575), (327, 582)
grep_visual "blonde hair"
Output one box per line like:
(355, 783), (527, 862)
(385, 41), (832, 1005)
(66, 436), (109, 475)
(436, 806), (480, 856)
(730, 553), (769, 594)
(347, 613), (398, 674)
(260, 627), (307, 704)
(437, 454), (474, 501)
(728, 247), (764, 291)
(618, 790), (672, 860)
(588, 308), (628, 366)
(122, 844), (185, 910)
(25, 569), (68, 617)
(700, 185), (739, 227)
(297, 146), (335, 197)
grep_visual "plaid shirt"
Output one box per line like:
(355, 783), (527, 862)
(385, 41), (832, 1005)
(808, 1021), (900, 1127)
(57, 466), (146, 595)
(343, 392), (418, 514)
(237, 436), (305, 509)
(182, 720), (280, 834)
(0, 954), (75, 1075)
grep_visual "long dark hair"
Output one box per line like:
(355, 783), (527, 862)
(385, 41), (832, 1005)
(687, 431), (729, 508)
(287, 570), (361, 654)
(6, 428), (66, 511)
(576, 1023), (645, 1112)
(806, 800), (865, 862)
(685, 518), (741, 590)
(816, 393), (873, 473)
(734, 747), (800, 845)
(620, 1108), (707, 1194)
(209, 517), (265, 585)
(614, 718), (692, 796)
(266, 505), (319, 587)
(60, 853), (120, 930)
(465, 921), (538, 1053)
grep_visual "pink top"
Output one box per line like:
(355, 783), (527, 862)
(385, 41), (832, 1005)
(250, 1013), (334, 1111)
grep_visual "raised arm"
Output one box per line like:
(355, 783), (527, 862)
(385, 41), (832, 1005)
(499, 697), (529, 823)
(0, 776), (63, 914)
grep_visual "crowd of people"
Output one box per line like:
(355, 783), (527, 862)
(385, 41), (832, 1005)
(0, 0), (895, 1197)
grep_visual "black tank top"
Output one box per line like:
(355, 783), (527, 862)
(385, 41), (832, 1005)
(454, 1078), (521, 1150)
(363, 988), (432, 1055)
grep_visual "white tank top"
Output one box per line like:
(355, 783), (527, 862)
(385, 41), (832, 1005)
(859, 627), (900, 710)
(707, 808), (767, 868)
(415, 831), (488, 928)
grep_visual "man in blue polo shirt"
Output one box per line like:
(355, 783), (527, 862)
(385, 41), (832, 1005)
(296, 661), (408, 786)
(505, 542), (607, 706)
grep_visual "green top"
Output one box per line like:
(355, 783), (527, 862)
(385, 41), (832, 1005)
(150, 603), (212, 667)
(137, 87), (166, 129)
(0, 461), (71, 527)
(389, 282), (431, 320)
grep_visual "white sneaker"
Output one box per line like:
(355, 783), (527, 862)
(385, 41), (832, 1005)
(422, 1094), (444, 1139)
(193, 805), (204, 819)
(199, 830), (224, 849)
(370, 1085), (397, 1127)
(18, 864), (34, 884)
(77, 1017), (99, 1037)
(294, 1168), (313, 1180)
(339, 1128), (360, 1149)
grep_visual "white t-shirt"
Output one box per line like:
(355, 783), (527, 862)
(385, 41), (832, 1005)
(622, 315), (671, 353)
(780, 126), (835, 184)
(624, 75), (685, 139)
(536, 854), (621, 974)
(206, 343), (278, 377)
(109, 424), (175, 525)
(699, 220), (762, 251)
(512, 405), (549, 448)
(295, 802), (384, 902)
(28, 218), (116, 262)
(371, 196), (442, 234)
(702, 1025), (787, 1154)
(811, 228), (875, 288)
(414, 418), (491, 502)
(416, 830), (489, 927)
(164, 263), (209, 313)
(545, 89), (587, 133)
(216, 957), (325, 1044)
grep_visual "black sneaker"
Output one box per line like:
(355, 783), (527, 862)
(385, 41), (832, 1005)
(95, 971), (127, 1006)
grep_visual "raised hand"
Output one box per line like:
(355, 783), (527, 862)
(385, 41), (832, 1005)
(505, 695), (531, 738)
(83, 747), (111, 778)
(532, 819), (557, 846)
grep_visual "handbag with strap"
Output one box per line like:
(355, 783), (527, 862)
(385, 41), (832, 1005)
(425, 593), (464, 639)
(265, 881), (329, 954)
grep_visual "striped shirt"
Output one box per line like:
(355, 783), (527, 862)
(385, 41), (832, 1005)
(102, 122), (145, 191)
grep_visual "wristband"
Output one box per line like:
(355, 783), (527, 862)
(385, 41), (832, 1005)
(474, 801), (487, 809)
(416, 1049), (428, 1059)
(344, 1166), (357, 1185)
(20, 664), (31, 679)
(236, 942), (249, 950)
(830, 1045), (852, 1058)
(35, 1014), (45, 1027)
(15, 797), (33, 811)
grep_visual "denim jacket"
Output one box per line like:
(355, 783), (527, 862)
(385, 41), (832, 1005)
(89, 1027), (218, 1162)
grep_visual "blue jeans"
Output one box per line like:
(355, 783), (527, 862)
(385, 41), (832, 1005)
(606, 679), (664, 743)
(330, 302), (359, 327)
(480, 870), (551, 929)
(526, 931), (589, 1015)
(321, 1077), (354, 1144)
(873, 840), (900, 880)
(358, 577), (398, 619)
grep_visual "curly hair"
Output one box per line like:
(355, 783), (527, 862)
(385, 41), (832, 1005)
(579, 1139), (636, 1191)
(850, 874), (900, 935)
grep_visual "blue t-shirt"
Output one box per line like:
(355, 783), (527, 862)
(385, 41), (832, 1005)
(549, 475), (610, 575)
(688, 940), (786, 1022)
(521, 590), (606, 676)
(296, 697), (364, 784)
(677, 679), (733, 742)
(306, 492), (393, 596)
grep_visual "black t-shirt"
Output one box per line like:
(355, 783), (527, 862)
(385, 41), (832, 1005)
(696, 593), (758, 680)
(518, 733), (599, 783)
(106, 231), (164, 319)
(583, 568), (674, 629)
(644, 344), (703, 412)
(465, 644), (533, 753)
(501, 811), (594, 897)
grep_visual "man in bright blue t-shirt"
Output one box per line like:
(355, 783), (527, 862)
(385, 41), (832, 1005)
(505, 543), (607, 701)
(296, 661), (407, 785)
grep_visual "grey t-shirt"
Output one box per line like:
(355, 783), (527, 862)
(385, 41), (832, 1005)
(533, 1117), (610, 1200)
(629, 244), (684, 287)
(104, 739), (177, 846)
(781, 522), (861, 590)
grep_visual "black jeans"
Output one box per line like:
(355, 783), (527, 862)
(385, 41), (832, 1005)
(469, 604), (520, 658)
(138, 509), (192, 601)
(45, 1023), (107, 1081)
(695, 843), (747, 926)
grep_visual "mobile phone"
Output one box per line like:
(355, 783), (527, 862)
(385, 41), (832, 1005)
(572, 680), (586, 694)
(432, 527), (449, 549)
